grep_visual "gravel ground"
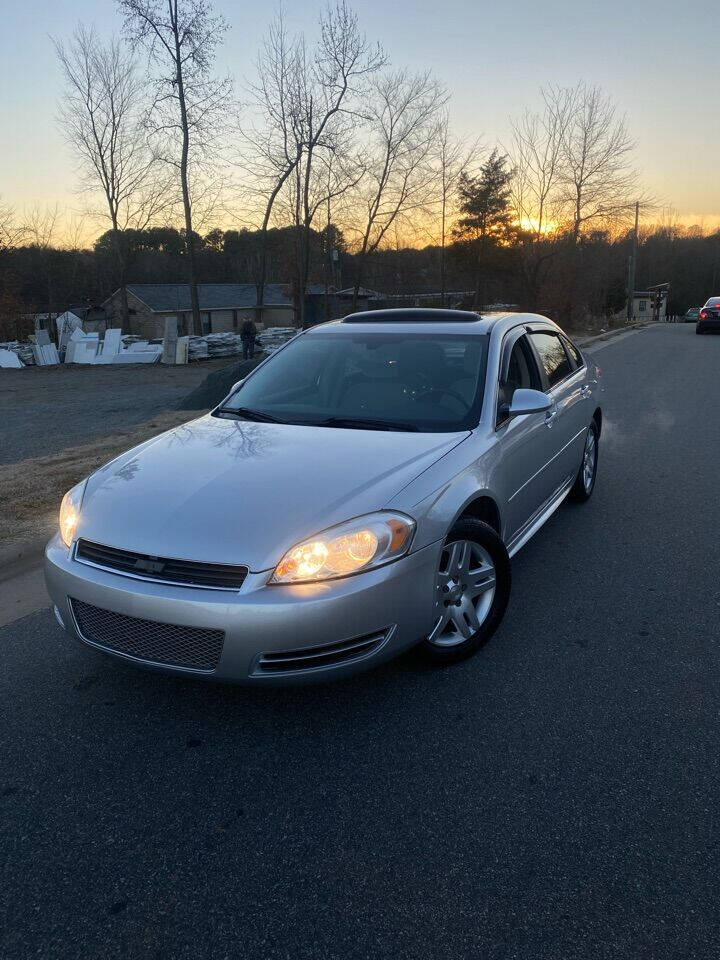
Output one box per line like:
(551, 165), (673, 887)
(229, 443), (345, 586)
(2, 325), (720, 958)
(0, 360), (230, 465)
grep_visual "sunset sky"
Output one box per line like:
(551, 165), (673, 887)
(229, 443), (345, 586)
(1, 0), (718, 242)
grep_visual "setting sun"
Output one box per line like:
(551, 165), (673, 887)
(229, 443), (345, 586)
(516, 217), (558, 235)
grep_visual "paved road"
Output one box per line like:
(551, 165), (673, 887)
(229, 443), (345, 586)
(2, 324), (719, 959)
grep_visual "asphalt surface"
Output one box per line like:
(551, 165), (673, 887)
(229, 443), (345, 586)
(2, 323), (719, 959)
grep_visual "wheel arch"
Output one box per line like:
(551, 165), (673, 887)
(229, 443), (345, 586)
(454, 493), (502, 537)
(592, 407), (602, 437)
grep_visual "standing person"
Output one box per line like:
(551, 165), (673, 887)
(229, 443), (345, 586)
(240, 318), (257, 360)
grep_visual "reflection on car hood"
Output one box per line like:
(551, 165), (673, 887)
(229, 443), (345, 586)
(78, 414), (468, 571)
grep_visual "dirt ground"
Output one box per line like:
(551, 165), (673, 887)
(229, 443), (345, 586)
(0, 409), (201, 545)
(0, 359), (230, 466)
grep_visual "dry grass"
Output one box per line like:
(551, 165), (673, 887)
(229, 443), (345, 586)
(0, 410), (199, 545)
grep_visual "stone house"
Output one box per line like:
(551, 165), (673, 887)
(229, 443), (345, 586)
(102, 283), (295, 337)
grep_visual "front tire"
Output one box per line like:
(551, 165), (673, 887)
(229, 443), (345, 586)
(420, 518), (511, 665)
(570, 420), (599, 502)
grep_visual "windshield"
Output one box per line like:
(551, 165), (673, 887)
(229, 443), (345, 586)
(219, 330), (489, 432)
(705, 298), (720, 307)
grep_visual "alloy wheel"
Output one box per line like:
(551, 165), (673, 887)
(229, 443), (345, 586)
(427, 539), (496, 647)
(583, 428), (597, 493)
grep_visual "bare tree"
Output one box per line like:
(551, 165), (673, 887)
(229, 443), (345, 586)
(509, 86), (573, 308)
(23, 205), (62, 327)
(553, 82), (640, 242)
(25, 205), (60, 249)
(510, 86), (574, 239)
(348, 68), (446, 307)
(241, 2), (383, 326)
(0, 199), (25, 252)
(432, 111), (480, 305)
(118, 0), (232, 334)
(55, 25), (170, 326)
(294, 2), (383, 325)
(239, 13), (305, 322)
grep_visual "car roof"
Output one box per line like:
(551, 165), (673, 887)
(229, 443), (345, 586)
(305, 309), (557, 337)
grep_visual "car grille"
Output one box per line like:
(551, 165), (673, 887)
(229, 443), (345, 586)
(75, 539), (247, 590)
(253, 629), (390, 676)
(70, 599), (224, 671)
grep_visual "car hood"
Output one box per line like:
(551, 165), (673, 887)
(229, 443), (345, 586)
(78, 414), (468, 571)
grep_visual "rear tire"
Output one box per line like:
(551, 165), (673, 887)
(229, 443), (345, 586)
(570, 420), (599, 502)
(419, 518), (510, 665)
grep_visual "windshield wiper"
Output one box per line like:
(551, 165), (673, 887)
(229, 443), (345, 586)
(310, 416), (419, 432)
(216, 408), (419, 431)
(215, 406), (288, 424)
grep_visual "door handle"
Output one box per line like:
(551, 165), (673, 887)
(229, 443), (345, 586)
(544, 406), (557, 428)
(580, 385), (592, 399)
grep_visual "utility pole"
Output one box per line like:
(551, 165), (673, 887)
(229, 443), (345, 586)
(626, 201), (640, 323)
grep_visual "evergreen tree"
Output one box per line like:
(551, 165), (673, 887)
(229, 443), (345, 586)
(454, 150), (518, 307)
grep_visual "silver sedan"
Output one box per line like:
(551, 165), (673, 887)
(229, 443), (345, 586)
(45, 309), (603, 682)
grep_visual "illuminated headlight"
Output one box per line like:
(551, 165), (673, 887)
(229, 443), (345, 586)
(270, 512), (416, 584)
(59, 481), (87, 547)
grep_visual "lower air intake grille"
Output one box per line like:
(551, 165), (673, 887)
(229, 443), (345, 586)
(71, 599), (224, 671)
(254, 629), (390, 675)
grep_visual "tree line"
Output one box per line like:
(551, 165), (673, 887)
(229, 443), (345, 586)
(0, 0), (718, 340)
(1, 213), (718, 341)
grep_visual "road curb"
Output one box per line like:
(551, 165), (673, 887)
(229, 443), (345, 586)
(577, 321), (655, 348)
(0, 536), (49, 582)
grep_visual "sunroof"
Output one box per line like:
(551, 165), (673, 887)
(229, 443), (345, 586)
(342, 308), (482, 324)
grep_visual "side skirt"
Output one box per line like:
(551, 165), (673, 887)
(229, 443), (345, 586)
(506, 476), (574, 559)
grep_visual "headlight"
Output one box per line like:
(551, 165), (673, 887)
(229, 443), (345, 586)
(270, 512), (415, 584)
(59, 481), (86, 547)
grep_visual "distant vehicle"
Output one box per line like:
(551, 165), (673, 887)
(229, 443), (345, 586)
(46, 309), (603, 683)
(684, 307), (700, 323)
(696, 298), (720, 334)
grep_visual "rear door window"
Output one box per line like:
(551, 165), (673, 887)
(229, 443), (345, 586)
(530, 331), (572, 389)
(560, 334), (584, 369)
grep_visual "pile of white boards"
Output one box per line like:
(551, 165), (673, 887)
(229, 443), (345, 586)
(188, 333), (244, 361)
(32, 330), (60, 365)
(256, 327), (297, 355)
(206, 332), (244, 357)
(188, 337), (210, 361)
(0, 348), (25, 368)
(65, 328), (162, 365)
(0, 341), (35, 365)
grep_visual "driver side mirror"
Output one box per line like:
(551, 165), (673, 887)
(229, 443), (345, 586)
(508, 388), (552, 418)
(231, 378), (245, 393)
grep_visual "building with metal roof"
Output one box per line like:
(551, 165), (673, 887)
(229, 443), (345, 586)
(102, 284), (295, 337)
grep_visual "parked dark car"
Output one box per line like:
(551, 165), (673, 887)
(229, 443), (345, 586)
(696, 298), (720, 334)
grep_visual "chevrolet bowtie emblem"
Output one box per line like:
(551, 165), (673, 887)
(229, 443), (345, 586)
(134, 557), (165, 575)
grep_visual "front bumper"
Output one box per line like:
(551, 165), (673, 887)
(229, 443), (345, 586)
(44, 534), (442, 683)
